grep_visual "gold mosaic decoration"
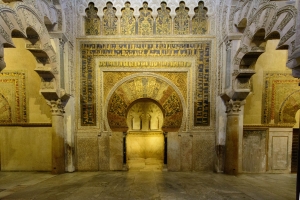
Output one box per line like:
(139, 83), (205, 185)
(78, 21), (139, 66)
(99, 61), (191, 68)
(174, 2), (189, 35)
(262, 72), (300, 124)
(192, 1), (208, 34)
(0, 93), (11, 123)
(85, 2), (100, 35)
(121, 2), (135, 35)
(156, 2), (171, 35)
(0, 71), (27, 123)
(157, 72), (187, 100)
(138, 2), (153, 35)
(103, 71), (187, 100)
(103, 72), (133, 99)
(103, 2), (118, 35)
(80, 41), (211, 126)
(107, 76), (183, 131)
(279, 91), (300, 124)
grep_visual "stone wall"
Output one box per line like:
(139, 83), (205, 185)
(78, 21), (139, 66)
(0, 126), (52, 171)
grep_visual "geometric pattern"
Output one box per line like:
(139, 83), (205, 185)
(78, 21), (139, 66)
(0, 71), (27, 123)
(262, 72), (300, 124)
(80, 41), (211, 127)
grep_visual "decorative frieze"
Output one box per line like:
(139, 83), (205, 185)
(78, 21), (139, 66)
(82, 1), (211, 36)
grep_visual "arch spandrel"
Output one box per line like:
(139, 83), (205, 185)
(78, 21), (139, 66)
(279, 90), (300, 124)
(106, 75), (185, 132)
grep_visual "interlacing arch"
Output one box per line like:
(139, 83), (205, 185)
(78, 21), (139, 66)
(0, 1), (64, 101)
(228, 1), (297, 98)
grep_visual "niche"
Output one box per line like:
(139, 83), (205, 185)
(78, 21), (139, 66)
(126, 99), (164, 161)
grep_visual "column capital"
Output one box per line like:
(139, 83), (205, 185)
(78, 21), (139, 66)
(58, 38), (66, 50)
(47, 99), (65, 116)
(225, 99), (245, 115)
(225, 40), (232, 51)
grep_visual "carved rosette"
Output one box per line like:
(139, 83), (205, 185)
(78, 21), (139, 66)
(47, 99), (64, 116)
(225, 100), (244, 115)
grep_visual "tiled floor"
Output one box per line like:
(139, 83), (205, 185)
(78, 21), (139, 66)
(0, 170), (296, 200)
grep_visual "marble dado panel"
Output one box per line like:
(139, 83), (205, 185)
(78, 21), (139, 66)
(262, 72), (300, 124)
(0, 71), (27, 123)
(167, 132), (214, 171)
(78, 40), (212, 129)
(242, 127), (293, 173)
(242, 129), (267, 173)
(77, 136), (99, 171)
(268, 128), (292, 173)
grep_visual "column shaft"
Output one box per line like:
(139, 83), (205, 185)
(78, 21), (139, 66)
(224, 99), (244, 175)
(52, 115), (65, 174)
(224, 113), (239, 175)
(48, 99), (65, 174)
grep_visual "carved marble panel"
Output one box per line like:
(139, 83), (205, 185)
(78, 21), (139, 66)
(167, 132), (180, 171)
(272, 136), (288, 170)
(192, 134), (214, 171)
(156, 2), (171, 35)
(138, 2), (153, 35)
(85, 2), (100, 35)
(180, 134), (192, 171)
(121, 2), (135, 35)
(110, 132), (123, 170)
(174, 2), (189, 35)
(268, 128), (292, 173)
(98, 132), (110, 170)
(242, 129), (267, 172)
(77, 137), (99, 171)
(103, 2), (118, 35)
(192, 1), (208, 34)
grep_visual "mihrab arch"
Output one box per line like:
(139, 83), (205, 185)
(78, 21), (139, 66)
(105, 73), (186, 133)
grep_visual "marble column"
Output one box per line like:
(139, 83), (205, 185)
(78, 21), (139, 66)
(48, 99), (65, 174)
(224, 99), (243, 175)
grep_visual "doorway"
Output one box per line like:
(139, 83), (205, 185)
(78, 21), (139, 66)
(126, 99), (164, 171)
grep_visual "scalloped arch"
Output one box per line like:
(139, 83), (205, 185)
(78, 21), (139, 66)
(0, 3), (61, 100)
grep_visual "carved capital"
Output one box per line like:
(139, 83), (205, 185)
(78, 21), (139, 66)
(225, 40), (232, 51)
(59, 38), (65, 50)
(47, 99), (65, 116)
(225, 99), (244, 115)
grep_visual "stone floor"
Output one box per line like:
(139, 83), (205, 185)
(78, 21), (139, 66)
(0, 170), (296, 200)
